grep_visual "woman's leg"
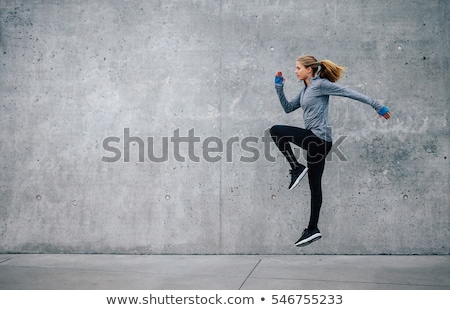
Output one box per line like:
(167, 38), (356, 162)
(270, 125), (332, 231)
(268, 129), (333, 247)
(270, 125), (317, 190)
(307, 155), (326, 230)
(306, 138), (332, 229)
(294, 142), (333, 246)
(270, 125), (311, 170)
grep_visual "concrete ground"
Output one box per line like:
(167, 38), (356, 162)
(0, 254), (449, 290)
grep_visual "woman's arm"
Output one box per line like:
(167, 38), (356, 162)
(319, 79), (390, 118)
(274, 72), (302, 113)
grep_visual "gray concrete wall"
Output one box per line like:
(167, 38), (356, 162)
(0, 0), (448, 255)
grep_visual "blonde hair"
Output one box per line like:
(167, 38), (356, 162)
(297, 55), (346, 82)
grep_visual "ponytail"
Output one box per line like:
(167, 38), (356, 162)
(297, 56), (346, 82)
(318, 59), (345, 82)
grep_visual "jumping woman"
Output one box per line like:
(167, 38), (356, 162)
(270, 55), (391, 247)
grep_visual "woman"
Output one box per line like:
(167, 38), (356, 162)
(270, 55), (391, 247)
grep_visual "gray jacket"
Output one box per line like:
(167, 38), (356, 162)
(275, 76), (384, 142)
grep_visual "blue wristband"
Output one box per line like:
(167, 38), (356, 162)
(378, 106), (389, 116)
(275, 76), (283, 86)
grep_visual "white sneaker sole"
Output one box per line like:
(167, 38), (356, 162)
(295, 233), (322, 247)
(289, 167), (309, 191)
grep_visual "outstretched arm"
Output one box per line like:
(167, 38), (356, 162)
(320, 79), (391, 119)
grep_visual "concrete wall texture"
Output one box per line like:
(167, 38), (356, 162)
(0, 0), (448, 255)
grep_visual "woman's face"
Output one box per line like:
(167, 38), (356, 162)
(295, 61), (312, 81)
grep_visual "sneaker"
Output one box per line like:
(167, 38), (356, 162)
(295, 228), (322, 247)
(288, 165), (308, 190)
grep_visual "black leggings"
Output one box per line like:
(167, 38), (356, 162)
(270, 125), (333, 229)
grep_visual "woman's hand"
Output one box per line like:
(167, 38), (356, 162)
(378, 107), (391, 119)
(275, 71), (285, 86)
(379, 111), (391, 119)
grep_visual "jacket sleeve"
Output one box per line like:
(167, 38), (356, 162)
(275, 85), (302, 113)
(319, 79), (384, 113)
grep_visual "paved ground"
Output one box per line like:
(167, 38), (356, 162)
(0, 254), (449, 290)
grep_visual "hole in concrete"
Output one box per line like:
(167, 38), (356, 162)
(271, 195), (276, 200)
(36, 195), (41, 200)
(165, 195), (170, 200)
(270, 46), (275, 52)
(403, 195), (408, 200)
